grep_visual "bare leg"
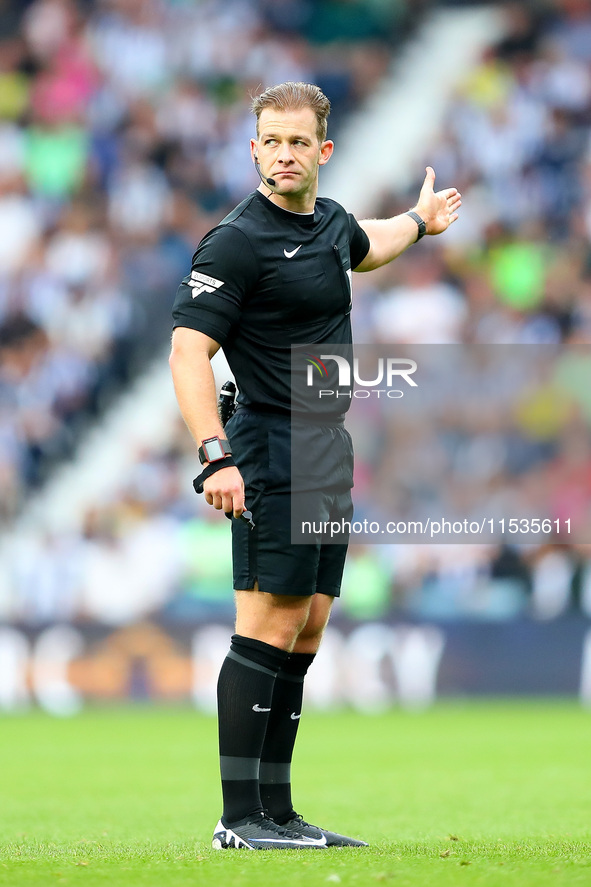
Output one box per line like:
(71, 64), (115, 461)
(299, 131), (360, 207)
(234, 586), (314, 651)
(292, 592), (334, 653)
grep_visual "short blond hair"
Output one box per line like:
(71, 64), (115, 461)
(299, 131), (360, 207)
(251, 81), (331, 144)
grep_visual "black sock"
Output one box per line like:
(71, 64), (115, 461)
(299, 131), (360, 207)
(259, 651), (315, 824)
(217, 634), (289, 825)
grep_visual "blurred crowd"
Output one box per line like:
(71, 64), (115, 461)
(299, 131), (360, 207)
(4, 411), (591, 626)
(2, 0), (591, 626)
(344, 0), (591, 621)
(0, 0), (408, 523)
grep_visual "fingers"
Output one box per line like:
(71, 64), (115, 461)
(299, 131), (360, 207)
(209, 490), (244, 511)
(423, 170), (462, 206)
(442, 188), (462, 223)
(208, 491), (245, 516)
(203, 466), (245, 517)
(416, 168), (461, 233)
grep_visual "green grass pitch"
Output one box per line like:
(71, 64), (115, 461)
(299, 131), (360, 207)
(1, 702), (590, 886)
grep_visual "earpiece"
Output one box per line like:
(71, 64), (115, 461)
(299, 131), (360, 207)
(253, 154), (276, 188)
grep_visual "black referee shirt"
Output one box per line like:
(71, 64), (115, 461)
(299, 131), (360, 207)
(172, 190), (370, 415)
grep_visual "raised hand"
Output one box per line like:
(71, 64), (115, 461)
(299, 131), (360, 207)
(414, 166), (461, 236)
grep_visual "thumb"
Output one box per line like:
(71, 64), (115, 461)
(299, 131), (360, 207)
(422, 165), (436, 192)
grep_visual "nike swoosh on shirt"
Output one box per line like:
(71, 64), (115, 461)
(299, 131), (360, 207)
(252, 704), (271, 712)
(283, 245), (302, 258)
(290, 712), (301, 720)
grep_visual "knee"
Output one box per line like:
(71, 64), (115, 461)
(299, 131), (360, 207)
(294, 615), (327, 653)
(293, 595), (334, 653)
(235, 591), (312, 652)
(271, 604), (312, 651)
(294, 626), (324, 654)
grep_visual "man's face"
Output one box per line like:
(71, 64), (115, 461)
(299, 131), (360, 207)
(251, 106), (333, 202)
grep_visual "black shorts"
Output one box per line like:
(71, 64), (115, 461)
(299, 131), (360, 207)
(226, 408), (354, 597)
(231, 486), (353, 596)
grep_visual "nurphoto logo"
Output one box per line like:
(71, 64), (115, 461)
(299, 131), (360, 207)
(305, 354), (418, 399)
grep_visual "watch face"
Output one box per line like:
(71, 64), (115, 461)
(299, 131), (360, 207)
(203, 437), (225, 462)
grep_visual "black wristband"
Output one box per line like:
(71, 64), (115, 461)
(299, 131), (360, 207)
(406, 210), (427, 242)
(193, 456), (236, 494)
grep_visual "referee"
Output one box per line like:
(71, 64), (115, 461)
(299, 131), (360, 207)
(170, 81), (461, 851)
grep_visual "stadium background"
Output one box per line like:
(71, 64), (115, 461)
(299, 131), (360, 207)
(1, 0), (591, 715)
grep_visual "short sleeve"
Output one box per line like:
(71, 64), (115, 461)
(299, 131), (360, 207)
(172, 225), (258, 345)
(348, 213), (370, 270)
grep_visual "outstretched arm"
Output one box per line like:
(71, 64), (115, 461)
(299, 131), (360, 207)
(355, 167), (461, 272)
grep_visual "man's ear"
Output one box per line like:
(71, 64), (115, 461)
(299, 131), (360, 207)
(318, 140), (334, 166)
(250, 138), (258, 162)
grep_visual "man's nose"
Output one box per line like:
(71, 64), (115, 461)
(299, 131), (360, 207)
(277, 142), (295, 163)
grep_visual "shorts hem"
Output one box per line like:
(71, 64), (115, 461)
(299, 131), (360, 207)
(232, 577), (340, 598)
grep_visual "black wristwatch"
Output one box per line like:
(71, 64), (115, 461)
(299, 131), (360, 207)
(406, 210), (427, 242)
(198, 436), (232, 465)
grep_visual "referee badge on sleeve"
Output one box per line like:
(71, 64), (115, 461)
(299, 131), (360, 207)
(189, 271), (225, 298)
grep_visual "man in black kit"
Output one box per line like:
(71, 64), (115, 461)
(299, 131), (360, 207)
(170, 81), (461, 850)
